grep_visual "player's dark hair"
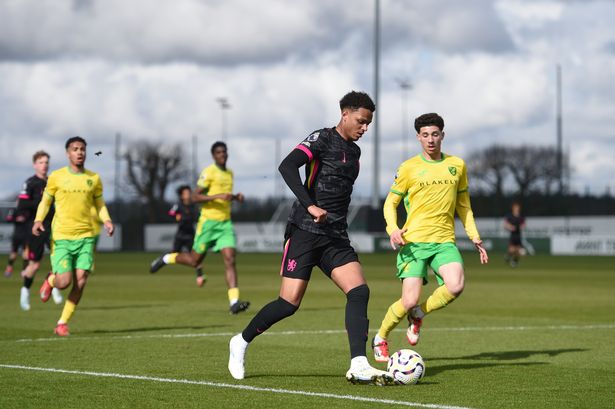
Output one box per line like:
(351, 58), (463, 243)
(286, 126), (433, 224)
(32, 150), (49, 163)
(414, 113), (444, 133)
(65, 136), (87, 150)
(176, 185), (191, 197)
(211, 141), (227, 154)
(339, 91), (376, 112)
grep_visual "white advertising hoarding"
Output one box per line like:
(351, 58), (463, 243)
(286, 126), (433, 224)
(551, 236), (615, 256)
(144, 223), (375, 253)
(459, 216), (615, 239)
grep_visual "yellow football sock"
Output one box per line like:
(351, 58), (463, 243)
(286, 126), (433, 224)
(58, 300), (77, 324)
(166, 253), (178, 264)
(228, 287), (240, 305)
(420, 285), (457, 315)
(377, 299), (409, 339)
(47, 274), (56, 287)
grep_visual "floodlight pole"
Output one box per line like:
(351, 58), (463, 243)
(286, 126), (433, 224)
(274, 138), (282, 198)
(216, 97), (231, 141)
(192, 134), (198, 182)
(114, 132), (121, 219)
(397, 78), (412, 163)
(556, 64), (563, 195)
(371, 0), (381, 210)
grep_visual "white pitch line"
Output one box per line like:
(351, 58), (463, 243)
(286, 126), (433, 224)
(0, 364), (474, 409)
(12, 323), (615, 344)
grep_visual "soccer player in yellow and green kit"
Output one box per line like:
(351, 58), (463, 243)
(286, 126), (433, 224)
(371, 113), (489, 362)
(32, 136), (114, 337)
(149, 141), (249, 314)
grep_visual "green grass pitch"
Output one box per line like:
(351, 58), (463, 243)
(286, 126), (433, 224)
(1, 251), (614, 409)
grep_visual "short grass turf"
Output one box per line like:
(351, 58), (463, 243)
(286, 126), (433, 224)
(1, 251), (614, 409)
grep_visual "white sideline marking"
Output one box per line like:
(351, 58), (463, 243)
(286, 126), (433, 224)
(12, 323), (615, 343)
(0, 364), (474, 409)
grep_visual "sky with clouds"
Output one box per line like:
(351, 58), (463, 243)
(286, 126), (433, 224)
(1, 0), (614, 202)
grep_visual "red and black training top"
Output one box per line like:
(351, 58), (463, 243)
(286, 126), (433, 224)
(278, 127), (360, 239)
(17, 175), (54, 227)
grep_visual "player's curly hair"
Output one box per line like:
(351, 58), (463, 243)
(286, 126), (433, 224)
(176, 185), (191, 197)
(211, 141), (227, 154)
(339, 91), (376, 112)
(414, 113), (444, 133)
(65, 136), (87, 150)
(32, 150), (49, 163)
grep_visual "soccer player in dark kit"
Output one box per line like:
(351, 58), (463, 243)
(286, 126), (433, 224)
(17, 151), (63, 310)
(3, 207), (29, 278)
(168, 185), (205, 286)
(228, 91), (394, 386)
(504, 201), (526, 267)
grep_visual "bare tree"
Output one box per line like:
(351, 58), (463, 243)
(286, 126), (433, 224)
(536, 147), (570, 196)
(468, 144), (571, 200)
(506, 145), (570, 198)
(467, 144), (509, 197)
(124, 140), (188, 222)
(505, 146), (539, 197)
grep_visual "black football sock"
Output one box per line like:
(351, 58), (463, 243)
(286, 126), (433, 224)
(22, 259), (30, 271)
(242, 297), (298, 342)
(23, 276), (34, 289)
(345, 284), (370, 359)
(8, 257), (15, 266)
(196, 267), (203, 277)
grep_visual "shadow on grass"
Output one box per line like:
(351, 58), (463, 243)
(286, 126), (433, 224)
(428, 361), (547, 377)
(429, 348), (587, 362)
(87, 324), (229, 334)
(79, 304), (169, 311)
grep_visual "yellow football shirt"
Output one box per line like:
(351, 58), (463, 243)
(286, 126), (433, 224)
(197, 163), (233, 222)
(34, 167), (111, 240)
(384, 153), (480, 243)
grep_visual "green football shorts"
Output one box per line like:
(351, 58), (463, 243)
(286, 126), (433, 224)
(51, 237), (96, 274)
(193, 219), (236, 254)
(396, 242), (463, 285)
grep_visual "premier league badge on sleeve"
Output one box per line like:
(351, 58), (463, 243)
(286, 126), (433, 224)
(307, 132), (320, 142)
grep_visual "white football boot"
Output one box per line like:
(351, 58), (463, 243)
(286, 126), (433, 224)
(20, 287), (30, 311)
(346, 356), (395, 386)
(228, 333), (248, 380)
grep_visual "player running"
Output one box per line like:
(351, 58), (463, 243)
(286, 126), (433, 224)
(167, 185), (205, 286)
(150, 141), (249, 314)
(3, 206), (29, 278)
(19, 151), (63, 310)
(228, 91), (394, 386)
(33, 136), (114, 336)
(504, 201), (525, 267)
(371, 113), (489, 363)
